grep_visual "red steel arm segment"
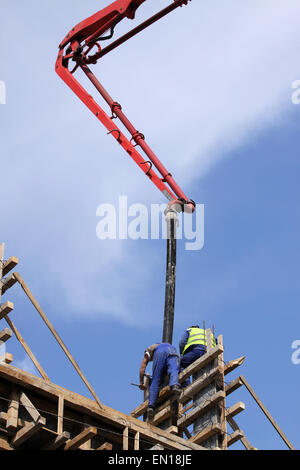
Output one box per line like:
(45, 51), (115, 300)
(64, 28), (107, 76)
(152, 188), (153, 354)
(56, 0), (195, 212)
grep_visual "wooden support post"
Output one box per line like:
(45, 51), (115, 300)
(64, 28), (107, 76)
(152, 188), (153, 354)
(4, 315), (50, 381)
(217, 334), (227, 450)
(240, 376), (295, 450)
(57, 395), (64, 435)
(134, 431), (140, 450)
(6, 386), (19, 431)
(123, 427), (129, 450)
(64, 427), (97, 450)
(13, 272), (103, 409)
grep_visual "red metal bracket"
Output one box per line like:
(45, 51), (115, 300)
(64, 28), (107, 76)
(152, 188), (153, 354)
(56, 0), (195, 213)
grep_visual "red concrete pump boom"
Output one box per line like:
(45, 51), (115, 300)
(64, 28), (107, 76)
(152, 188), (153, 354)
(56, 0), (195, 213)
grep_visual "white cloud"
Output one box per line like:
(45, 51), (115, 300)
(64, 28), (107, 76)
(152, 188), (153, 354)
(1, 0), (299, 325)
(14, 356), (37, 376)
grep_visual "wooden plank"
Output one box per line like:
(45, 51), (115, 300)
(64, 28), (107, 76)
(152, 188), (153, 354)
(0, 353), (13, 364)
(6, 387), (19, 431)
(64, 426), (97, 450)
(1, 274), (17, 296)
(4, 316), (50, 381)
(11, 417), (45, 447)
(0, 363), (204, 451)
(224, 356), (245, 376)
(57, 395), (64, 434)
(190, 423), (222, 445)
(227, 430), (244, 447)
(149, 444), (164, 450)
(2, 257), (18, 277)
(0, 301), (14, 320)
(19, 391), (41, 422)
(227, 416), (254, 450)
(0, 435), (13, 450)
(0, 328), (13, 344)
(225, 376), (243, 396)
(97, 442), (113, 450)
(131, 344), (225, 419)
(179, 366), (222, 405)
(226, 402), (245, 420)
(42, 431), (70, 450)
(151, 405), (173, 427)
(240, 376), (295, 450)
(123, 427), (129, 451)
(178, 391), (226, 428)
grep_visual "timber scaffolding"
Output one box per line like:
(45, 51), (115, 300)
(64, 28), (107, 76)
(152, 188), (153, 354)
(0, 242), (295, 451)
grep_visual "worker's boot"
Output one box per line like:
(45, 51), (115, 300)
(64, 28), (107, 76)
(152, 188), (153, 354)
(147, 406), (155, 421)
(171, 384), (181, 398)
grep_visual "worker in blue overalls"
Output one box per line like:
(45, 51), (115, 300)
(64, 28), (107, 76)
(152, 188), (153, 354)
(139, 343), (181, 420)
(179, 325), (217, 388)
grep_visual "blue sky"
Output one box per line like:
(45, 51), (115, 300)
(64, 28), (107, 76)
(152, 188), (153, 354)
(1, 0), (300, 450)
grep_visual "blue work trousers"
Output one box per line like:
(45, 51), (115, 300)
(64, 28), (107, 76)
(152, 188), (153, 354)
(180, 346), (206, 388)
(148, 343), (179, 408)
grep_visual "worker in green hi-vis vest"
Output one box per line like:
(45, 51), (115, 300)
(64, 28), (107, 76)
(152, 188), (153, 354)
(179, 325), (217, 388)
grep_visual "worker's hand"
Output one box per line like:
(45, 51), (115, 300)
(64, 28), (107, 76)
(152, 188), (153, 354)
(139, 383), (147, 391)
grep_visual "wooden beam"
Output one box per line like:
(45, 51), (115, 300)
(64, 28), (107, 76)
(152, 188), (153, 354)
(151, 405), (173, 427)
(217, 334), (227, 450)
(42, 431), (70, 450)
(190, 423), (222, 445)
(19, 391), (41, 422)
(123, 427), (129, 450)
(0, 353), (13, 364)
(6, 387), (19, 431)
(2, 257), (18, 277)
(166, 425), (178, 435)
(178, 391), (226, 428)
(227, 429), (245, 447)
(227, 416), (255, 450)
(0, 328), (12, 344)
(97, 442), (113, 450)
(226, 402), (245, 420)
(240, 376), (295, 450)
(224, 356), (245, 376)
(4, 315), (50, 381)
(13, 272), (103, 409)
(11, 417), (45, 447)
(149, 444), (164, 450)
(0, 435), (13, 450)
(1, 274), (17, 296)
(57, 395), (64, 434)
(64, 426), (97, 450)
(225, 376), (243, 396)
(0, 301), (14, 320)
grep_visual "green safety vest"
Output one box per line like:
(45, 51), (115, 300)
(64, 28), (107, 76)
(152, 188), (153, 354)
(182, 328), (216, 355)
